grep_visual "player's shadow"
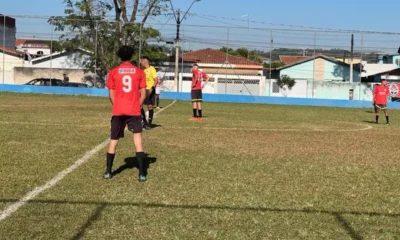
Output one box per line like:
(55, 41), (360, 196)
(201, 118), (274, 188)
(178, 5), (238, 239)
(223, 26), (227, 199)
(362, 120), (377, 124)
(112, 155), (157, 177)
(150, 124), (162, 129)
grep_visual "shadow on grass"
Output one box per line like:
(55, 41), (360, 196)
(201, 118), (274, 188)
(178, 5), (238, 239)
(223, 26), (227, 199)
(1, 198), (399, 239)
(150, 124), (162, 129)
(112, 155), (157, 177)
(362, 120), (377, 124)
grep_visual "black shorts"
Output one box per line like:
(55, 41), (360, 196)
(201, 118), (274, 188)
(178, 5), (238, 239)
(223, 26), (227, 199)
(144, 88), (156, 106)
(191, 90), (203, 102)
(375, 104), (388, 110)
(110, 116), (142, 140)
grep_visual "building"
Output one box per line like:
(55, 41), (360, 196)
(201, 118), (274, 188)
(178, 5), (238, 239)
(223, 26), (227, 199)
(14, 49), (93, 84)
(376, 53), (400, 66)
(0, 46), (25, 84)
(274, 54), (360, 82)
(162, 48), (263, 75)
(0, 15), (16, 50)
(16, 38), (51, 57)
(279, 56), (308, 65)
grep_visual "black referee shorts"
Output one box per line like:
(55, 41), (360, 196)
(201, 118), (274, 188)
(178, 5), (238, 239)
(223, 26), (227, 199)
(144, 88), (156, 106)
(110, 116), (142, 140)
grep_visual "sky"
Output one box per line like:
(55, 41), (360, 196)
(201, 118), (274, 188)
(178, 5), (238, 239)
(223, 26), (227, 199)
(1, 0), (400, 54)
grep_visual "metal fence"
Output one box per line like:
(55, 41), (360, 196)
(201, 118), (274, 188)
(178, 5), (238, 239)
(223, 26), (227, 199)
(1, 14), (400, 100)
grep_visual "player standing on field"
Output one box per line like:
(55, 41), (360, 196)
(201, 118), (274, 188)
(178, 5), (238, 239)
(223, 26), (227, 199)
(373, 78), (390, 125)
(140, 56), (157, 130)
(190, 64), (210, 121)
(104, 46), (148, 182)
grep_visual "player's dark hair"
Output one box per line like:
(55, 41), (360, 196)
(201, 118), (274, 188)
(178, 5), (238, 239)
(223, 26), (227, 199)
(141, 56), (150, 61)
(117, 45), (134, 61)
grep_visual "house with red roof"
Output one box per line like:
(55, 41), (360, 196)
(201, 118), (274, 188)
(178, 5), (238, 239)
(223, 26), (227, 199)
(167, 48), (263, 75)
(0, 46), (25, 84)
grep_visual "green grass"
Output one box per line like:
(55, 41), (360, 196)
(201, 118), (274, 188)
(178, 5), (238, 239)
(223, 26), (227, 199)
(1, 92), (400, 239)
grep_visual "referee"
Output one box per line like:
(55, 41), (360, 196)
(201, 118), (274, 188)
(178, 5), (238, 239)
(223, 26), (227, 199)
(140, 56), (157, 130)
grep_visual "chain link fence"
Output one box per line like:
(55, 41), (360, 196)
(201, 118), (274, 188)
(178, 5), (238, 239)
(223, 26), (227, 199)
(1, 14), (400, 100)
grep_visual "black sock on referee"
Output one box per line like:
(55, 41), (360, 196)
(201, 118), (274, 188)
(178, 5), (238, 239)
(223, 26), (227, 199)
(136, 152), (146, 176)
(141, 108), (148, 125)
(149, 110), (154, 125)
(198, 110), (202, 118)
(193, 109), (197, 117)
(386, 116), (389, 124)
(106, 153), (115, 174)
(376, 115), (379, 123)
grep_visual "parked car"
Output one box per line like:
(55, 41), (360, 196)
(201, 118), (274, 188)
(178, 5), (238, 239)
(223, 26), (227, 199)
(62, 82), (92, 88)
(24, 78), (64, 86)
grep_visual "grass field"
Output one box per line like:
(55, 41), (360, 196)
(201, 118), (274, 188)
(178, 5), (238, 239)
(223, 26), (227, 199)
(1, 92), (400, 239)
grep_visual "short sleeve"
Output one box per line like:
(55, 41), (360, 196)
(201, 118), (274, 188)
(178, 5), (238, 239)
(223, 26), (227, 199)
(202, 72), (208, 78)
(139, 70), (146, 89)
(106, 69), (115, 90)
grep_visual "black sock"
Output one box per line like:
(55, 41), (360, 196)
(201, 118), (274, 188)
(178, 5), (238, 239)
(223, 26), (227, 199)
(198, 110), (202, 118)
(149, 110), (154, 125)
(376, 115), (379, 123)
(193, 109), (197, 117)
(136, 152), (146, 176)
(156, 96), (160, 107)
(106, 153), (115, 174)
(141, 108), (148, 125)
(386, 116), (389, 124)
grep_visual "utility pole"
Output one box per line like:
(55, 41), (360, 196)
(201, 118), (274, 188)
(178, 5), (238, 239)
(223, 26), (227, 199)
(174, 9), (181, 91)
(350, 34), (354, 83)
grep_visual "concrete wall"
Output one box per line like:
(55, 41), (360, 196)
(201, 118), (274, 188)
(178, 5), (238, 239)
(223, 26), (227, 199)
(0, 24), (16, 49)
(13, 67), (86, 84)
(2, 84), (400, 109)
(307, 81), (372, 101)
(0, 53), (24, 84)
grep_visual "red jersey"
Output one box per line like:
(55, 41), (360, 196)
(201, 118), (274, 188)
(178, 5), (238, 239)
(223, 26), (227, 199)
(192, 70), (208, 90)
(106, 62), (146, 116)
(374, 85), (389, 105)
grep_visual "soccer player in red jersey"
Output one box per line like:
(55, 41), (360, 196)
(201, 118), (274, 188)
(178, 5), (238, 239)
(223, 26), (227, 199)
(104, 46), (148, 182)
(373, 78), (390, 125)
(190, 64), (210, 121)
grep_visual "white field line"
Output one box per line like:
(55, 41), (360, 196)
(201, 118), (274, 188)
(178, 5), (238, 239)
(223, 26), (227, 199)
(165, 123), (373, 132)
(0, 100), (177, 222)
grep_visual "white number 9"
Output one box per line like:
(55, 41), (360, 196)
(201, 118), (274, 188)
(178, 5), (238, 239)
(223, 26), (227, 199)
(122, 75), (132, 93)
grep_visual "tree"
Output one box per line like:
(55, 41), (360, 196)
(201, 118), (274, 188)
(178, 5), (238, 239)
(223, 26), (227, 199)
(219, 47), (262, 63)
(276, 75), (296, 97)
(49, 0), (168, 86)
(263, 61), (285, 69)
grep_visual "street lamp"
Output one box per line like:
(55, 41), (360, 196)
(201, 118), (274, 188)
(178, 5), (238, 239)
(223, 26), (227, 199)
(169, 0), (201, 92)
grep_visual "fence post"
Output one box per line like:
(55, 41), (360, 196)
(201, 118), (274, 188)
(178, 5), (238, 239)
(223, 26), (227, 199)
(214, 77), (218, 94)
(259, 76), (266, 96)
(178, 73), (183, 92)
(2, 15), (5, 84)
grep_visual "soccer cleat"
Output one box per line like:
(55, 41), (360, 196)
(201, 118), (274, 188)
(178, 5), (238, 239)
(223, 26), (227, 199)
(144, 124), (152, 130)
(197, 117), (204, 121)
(189, 117), (198, 121)
(103, 172), (113, 179)
(139, 175), (147, 182)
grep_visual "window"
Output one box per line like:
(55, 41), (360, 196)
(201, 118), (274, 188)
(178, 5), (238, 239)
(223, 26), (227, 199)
(396, 59), (400, 66)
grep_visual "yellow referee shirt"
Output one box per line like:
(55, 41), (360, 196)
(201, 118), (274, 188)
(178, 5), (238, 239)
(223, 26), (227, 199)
(144, 66), (157, 90)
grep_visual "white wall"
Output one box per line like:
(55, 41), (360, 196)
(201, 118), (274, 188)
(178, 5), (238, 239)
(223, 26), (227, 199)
(20, 47), (51, 56)
(25, 52), (91, 69)
(0, 52), (24, 84)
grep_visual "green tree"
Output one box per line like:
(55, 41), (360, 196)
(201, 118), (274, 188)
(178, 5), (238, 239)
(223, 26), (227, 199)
(263, 61), (285, 69)
(49, 0), (168, 86)
(276, 74), (296, 97)
(219, 47), (262, 63)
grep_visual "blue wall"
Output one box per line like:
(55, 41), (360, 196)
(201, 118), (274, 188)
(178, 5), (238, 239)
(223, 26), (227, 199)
(2, 84), (400, 109)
